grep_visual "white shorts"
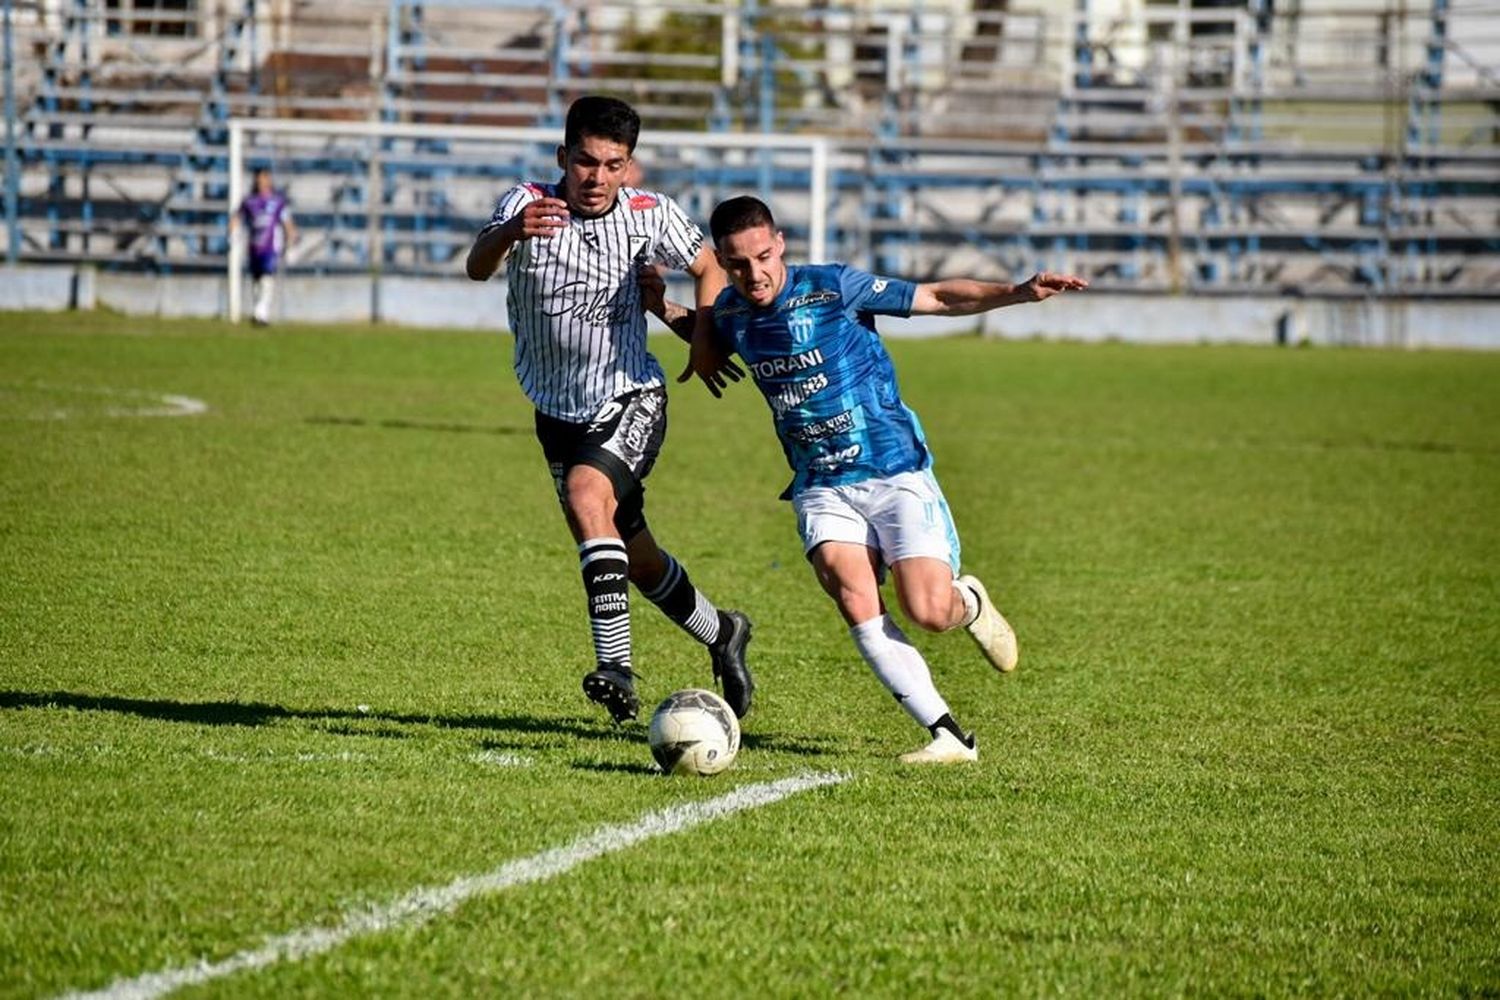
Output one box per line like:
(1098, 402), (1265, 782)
(792, 468), (961, 578)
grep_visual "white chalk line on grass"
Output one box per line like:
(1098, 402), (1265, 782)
(59, 770), (849, 1000)
(1, 382), (208, 419)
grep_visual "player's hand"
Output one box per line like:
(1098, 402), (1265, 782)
(1021, 271), (1089, 301)
(677, 332), (744, 399)
(513, 198), (569, 240)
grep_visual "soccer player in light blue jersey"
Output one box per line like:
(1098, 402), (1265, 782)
(657, 195), (1085, 763)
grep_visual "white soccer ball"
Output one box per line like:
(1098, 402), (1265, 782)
(648, 688), (741, 776)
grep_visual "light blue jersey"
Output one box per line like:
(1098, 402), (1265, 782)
(712, 263), (930, 499)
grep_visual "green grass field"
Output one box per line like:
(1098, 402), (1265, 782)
(2, 311), (1497, 997)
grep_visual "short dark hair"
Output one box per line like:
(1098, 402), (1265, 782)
(710, 196), (777, 244)
(564, 96), (641, 154)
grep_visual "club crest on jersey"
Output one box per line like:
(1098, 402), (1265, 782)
(628, 194), (658, 211)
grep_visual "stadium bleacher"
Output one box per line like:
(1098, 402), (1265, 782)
(2, 0), (1497, 305)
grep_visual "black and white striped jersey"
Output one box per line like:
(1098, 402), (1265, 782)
(482, 181), (706, 423)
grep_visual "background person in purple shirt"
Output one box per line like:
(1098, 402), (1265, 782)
(231, 167), (298, 325)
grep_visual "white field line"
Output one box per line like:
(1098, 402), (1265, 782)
(1, 382), (208, 419)
(108, 393), (209, 418)
(60, 770), (849, 1000)
(199, 749), (375, 765)
(469, 749), (533, 767)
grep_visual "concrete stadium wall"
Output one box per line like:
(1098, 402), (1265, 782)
(2, 265), (1497, 350)
(975, 293), (1500, 351)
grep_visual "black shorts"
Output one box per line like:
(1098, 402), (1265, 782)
(248, 251), (279, 279)
(534, 386), (667, 540)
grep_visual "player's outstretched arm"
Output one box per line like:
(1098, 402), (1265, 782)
(910, 271), (1088, 316)
(638, 264), (696, 343)
(677, 246), (744, 398)
(639, 257), (744, 394)
(464, 197), (569, 281)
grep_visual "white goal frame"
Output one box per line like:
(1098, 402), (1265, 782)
(226, 117), (831, 323)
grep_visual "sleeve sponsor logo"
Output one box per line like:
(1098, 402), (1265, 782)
(629, 194), (659, 211)
(871, 279), (889, 293)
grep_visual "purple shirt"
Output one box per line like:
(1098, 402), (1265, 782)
(239, 192), (291, 256)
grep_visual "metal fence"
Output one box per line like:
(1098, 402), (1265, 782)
(4, 0), (1498, 297)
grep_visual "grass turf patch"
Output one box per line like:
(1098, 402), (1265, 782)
(2, 312), (1496, 996)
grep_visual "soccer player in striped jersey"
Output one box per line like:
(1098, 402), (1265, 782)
(659, 195), (1085, 763)
(465, 96), (754, 724)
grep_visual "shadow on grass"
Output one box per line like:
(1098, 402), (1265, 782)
(0, 689), (621, 743)
(571, 760), (663, 776)
(2, 690), (836, 759)
(740, 731), (836, 757)
(306, 416), (530, 436)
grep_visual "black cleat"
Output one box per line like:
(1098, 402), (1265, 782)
(709, 610), (754, 719)
(582, 662), (639, 723)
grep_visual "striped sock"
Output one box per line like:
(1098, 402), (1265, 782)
(639, 552), (725, 647)
(579, 537), (630, 667)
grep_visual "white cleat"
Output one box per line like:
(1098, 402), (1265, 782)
(959, 574), (1019, 673)
(900, 728), (979, 765)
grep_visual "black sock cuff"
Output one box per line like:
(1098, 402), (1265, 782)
(929, 713), (973, 747)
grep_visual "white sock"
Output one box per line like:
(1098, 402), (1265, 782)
(956, 580), (979, 627)
(253, 276), (274, 323)
(849, 614), (950, 728)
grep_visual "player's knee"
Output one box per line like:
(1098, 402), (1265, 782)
(819, 578), (879, 626)
(562, 470), (616, 524)
(628, 548), (666, 588)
